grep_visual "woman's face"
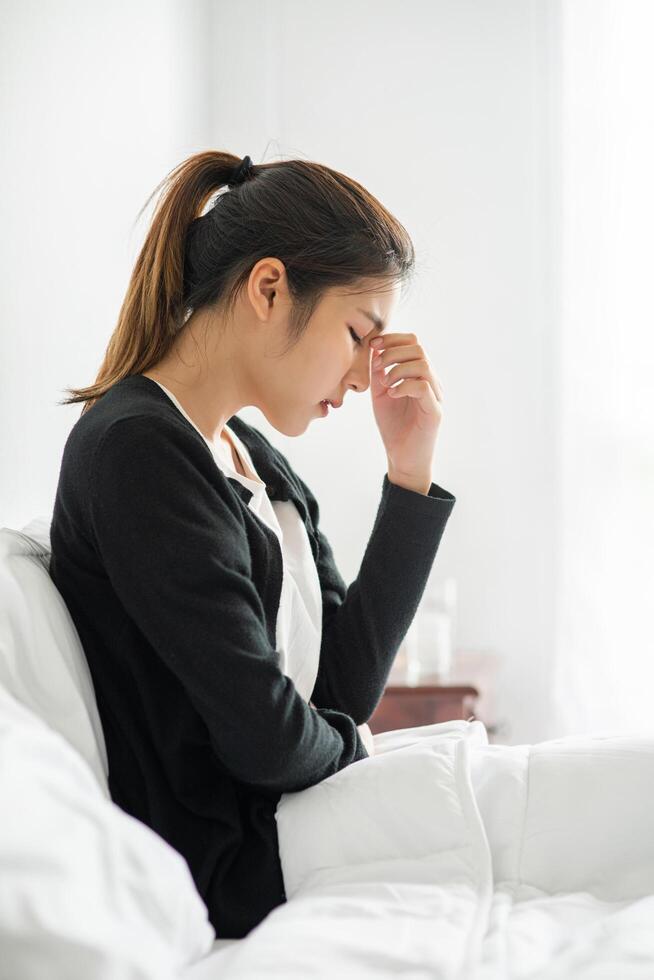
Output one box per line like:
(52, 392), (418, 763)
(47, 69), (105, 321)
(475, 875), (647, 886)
(244, 260), (401, 436)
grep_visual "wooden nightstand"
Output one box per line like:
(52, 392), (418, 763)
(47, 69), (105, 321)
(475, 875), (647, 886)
(368, 683), (480, 735)
(370, 648), (505, 741)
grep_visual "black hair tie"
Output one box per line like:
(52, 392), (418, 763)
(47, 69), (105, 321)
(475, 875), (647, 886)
(228, 155), (254, 188)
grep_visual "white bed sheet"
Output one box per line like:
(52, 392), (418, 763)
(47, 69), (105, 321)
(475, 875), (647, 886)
(183, 719), (654, 979)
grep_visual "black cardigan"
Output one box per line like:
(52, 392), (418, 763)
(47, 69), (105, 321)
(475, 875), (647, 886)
(49, 374), (456, 938)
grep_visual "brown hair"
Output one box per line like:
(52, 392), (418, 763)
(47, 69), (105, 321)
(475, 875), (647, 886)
(59, 150), (417, 414)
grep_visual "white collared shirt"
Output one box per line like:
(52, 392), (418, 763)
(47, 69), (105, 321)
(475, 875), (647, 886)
(150, 380), (322, 703)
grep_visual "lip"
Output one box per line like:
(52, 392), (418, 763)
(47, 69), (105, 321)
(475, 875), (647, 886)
(321, 398), (343, 409)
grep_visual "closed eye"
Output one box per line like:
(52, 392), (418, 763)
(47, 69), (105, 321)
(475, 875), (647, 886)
(348, 325), (363, 346)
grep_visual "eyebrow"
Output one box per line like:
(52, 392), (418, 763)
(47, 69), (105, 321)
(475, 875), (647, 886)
(356, 308), (386, 333)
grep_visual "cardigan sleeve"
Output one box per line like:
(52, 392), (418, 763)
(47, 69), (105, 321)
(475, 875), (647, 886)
(296, 471), (456, 724)
(88, 415), (368, 800)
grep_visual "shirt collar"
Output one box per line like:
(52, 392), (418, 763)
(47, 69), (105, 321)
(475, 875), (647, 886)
(220, 415), (319, 560)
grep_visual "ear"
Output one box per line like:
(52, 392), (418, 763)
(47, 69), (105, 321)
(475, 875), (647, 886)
(248, 258), (289, 322)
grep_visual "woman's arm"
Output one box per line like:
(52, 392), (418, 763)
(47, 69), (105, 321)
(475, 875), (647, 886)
(297, 471), (456, 725)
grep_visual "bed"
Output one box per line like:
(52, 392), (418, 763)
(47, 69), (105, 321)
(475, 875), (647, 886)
(2, 518), (653, 979)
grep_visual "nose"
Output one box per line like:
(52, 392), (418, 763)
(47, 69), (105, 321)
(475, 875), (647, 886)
(347, 350), (374, 395)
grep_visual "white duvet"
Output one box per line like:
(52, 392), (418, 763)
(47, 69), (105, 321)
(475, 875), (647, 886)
(185, 719), (654, 979)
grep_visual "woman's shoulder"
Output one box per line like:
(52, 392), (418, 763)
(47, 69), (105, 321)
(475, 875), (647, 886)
(65, 375), (303, 506)
(60, 375), (218, 489)
(83, 376), (267, 467)
(79, 374), (191, 429)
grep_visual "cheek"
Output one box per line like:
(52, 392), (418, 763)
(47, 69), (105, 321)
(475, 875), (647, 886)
(295, 339), (349, 389)
(315, 342), (345, 373)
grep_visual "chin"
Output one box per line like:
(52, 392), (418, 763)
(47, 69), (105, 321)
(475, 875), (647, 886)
(262, 407), (311, 438)
(276, 421), (310, 438)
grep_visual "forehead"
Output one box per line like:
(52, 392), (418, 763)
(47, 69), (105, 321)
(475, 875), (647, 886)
(332, 281), (400, 330)
(356, 307), (386, 334)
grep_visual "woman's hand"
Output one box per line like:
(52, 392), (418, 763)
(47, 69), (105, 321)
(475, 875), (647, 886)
(356, 722), (375, 757)
(309, 702), (375, 757)
(309, 701), (375, 755)
(369, 333), (444, 489)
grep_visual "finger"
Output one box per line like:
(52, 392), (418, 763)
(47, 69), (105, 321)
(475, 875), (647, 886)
(387, 378), (443, 412)
(376, 343), (424, 366)
(381, 358), (433, 388)
(369, 332), (417, 350)
(387, 379), (442, 416)
(370, 349), (390, 392)
(387, 377), (430, 396)
(382, 359), (444, 402)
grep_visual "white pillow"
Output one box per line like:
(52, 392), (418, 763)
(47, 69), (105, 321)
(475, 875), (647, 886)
(0, 517), (109, 795)
(0, 682), (215, 978)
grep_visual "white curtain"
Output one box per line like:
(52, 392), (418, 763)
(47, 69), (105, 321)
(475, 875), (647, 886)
(548, 0), (654, 738)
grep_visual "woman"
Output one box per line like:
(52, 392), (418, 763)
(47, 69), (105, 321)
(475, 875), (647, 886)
(49, 151), (456, 939)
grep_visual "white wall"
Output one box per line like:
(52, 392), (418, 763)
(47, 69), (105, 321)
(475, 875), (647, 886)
(0, 0), (212, 522)
(1, 0), (560, 744)
(548, 0), (654, 739)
